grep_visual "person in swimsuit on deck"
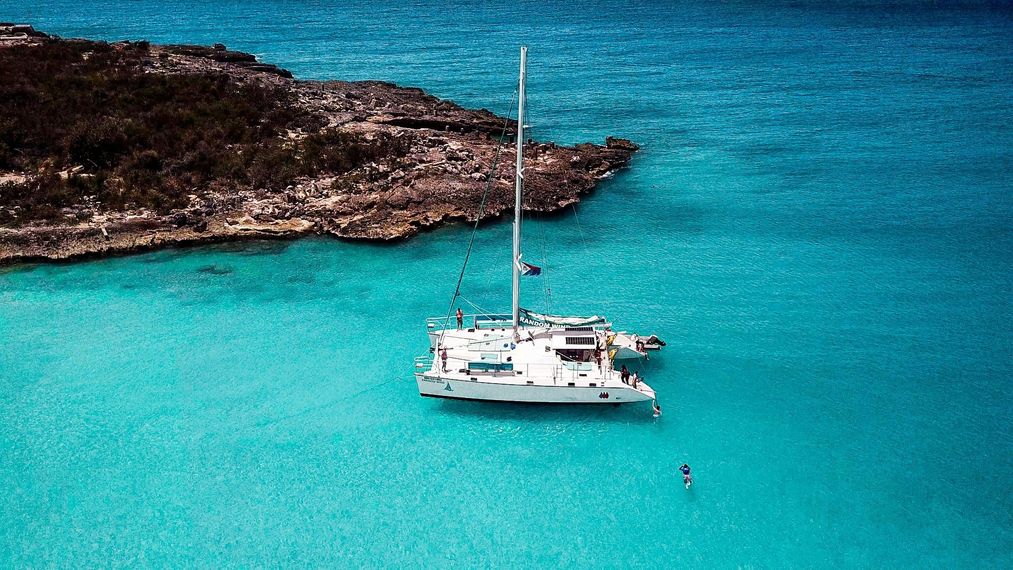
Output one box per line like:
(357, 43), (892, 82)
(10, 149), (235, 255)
(456, 308), (463, 329)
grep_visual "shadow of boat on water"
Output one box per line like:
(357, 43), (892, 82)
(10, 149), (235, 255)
(139, 239), (293, 264)
(432, 397), (658, 425)
(196, 263), (234, 275)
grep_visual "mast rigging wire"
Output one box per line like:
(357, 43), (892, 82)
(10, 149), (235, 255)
(438, 90), (519, 344)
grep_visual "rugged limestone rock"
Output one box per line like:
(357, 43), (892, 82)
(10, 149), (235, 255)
(0, 28), (639, 264)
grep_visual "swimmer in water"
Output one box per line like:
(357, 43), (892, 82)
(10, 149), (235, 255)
(679, 463), (692, 488)
(652, 400), (662, 418)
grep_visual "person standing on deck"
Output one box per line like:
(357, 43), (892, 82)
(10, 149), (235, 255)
(456, 308), (463, 329)
(620, 364), (630, 384)
(440, 347), (448, 372)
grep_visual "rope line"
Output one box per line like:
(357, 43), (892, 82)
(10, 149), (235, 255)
(458, 295), (495, 319)
(536, 215), (553, 314)
(438, 90), (518, 346)
(571, 203), (591, 252)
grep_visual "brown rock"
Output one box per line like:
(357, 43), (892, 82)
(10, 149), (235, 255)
(605, 136), (640, 151)
(0, 32), (640, 265)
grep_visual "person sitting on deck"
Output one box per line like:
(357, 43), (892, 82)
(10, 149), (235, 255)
(456, 308), (463, 329)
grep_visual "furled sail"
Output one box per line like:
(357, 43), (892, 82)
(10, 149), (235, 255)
(518, 308), (606, 327)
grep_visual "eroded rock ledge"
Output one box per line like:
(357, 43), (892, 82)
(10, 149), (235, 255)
(0, 26), (638, 264)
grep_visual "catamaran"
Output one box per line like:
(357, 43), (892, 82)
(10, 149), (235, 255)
(413, 47), (664, 405)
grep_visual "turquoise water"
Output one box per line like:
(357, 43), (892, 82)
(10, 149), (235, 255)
(3, 1), (1012, 566)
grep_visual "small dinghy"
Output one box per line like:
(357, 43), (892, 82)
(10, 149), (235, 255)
(608, 332), (667, 360)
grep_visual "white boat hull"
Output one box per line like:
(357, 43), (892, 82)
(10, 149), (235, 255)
(415, 373), (654, 404)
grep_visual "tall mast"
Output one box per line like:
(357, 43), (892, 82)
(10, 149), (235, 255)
(512, 46), (527, 329)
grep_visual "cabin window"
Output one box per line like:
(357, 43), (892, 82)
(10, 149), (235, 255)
(564, 336), (595, 346)
(468, 362), (514, 372)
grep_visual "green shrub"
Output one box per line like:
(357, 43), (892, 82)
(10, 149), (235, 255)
(0, 40), (422, 228)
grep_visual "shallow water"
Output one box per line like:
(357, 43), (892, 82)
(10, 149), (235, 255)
(2, 1), (1012, 566)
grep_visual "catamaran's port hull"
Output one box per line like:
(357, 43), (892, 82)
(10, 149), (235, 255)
(415, 374), (654, 404)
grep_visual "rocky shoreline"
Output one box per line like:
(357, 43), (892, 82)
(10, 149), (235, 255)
(0, 26), (638, 265)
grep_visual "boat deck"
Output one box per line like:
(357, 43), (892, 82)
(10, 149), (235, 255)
(419, 324), (655, 398)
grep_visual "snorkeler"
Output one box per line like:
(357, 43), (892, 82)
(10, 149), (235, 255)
(676, 465), (692, 487)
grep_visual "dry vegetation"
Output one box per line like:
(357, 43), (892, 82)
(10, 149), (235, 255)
(0, 40), (407, 226)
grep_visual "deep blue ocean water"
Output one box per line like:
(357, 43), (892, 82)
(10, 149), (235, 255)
(2, 1), (1012, 566)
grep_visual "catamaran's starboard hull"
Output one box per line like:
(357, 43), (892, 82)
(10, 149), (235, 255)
(415, 374), (654, 404)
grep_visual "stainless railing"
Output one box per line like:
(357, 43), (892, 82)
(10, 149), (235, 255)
(413, 354), (434, 371)
(425, 312), (614, 332)
(426, 313), (513, 332)
(418, 358), (619, 386)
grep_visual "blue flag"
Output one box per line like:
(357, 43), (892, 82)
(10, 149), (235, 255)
(521, 261), (542, 276)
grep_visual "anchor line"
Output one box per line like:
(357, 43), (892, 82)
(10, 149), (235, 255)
(457, 295), (495, 319)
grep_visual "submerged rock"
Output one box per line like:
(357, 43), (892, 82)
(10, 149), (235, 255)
(606, 136), (640, 152)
